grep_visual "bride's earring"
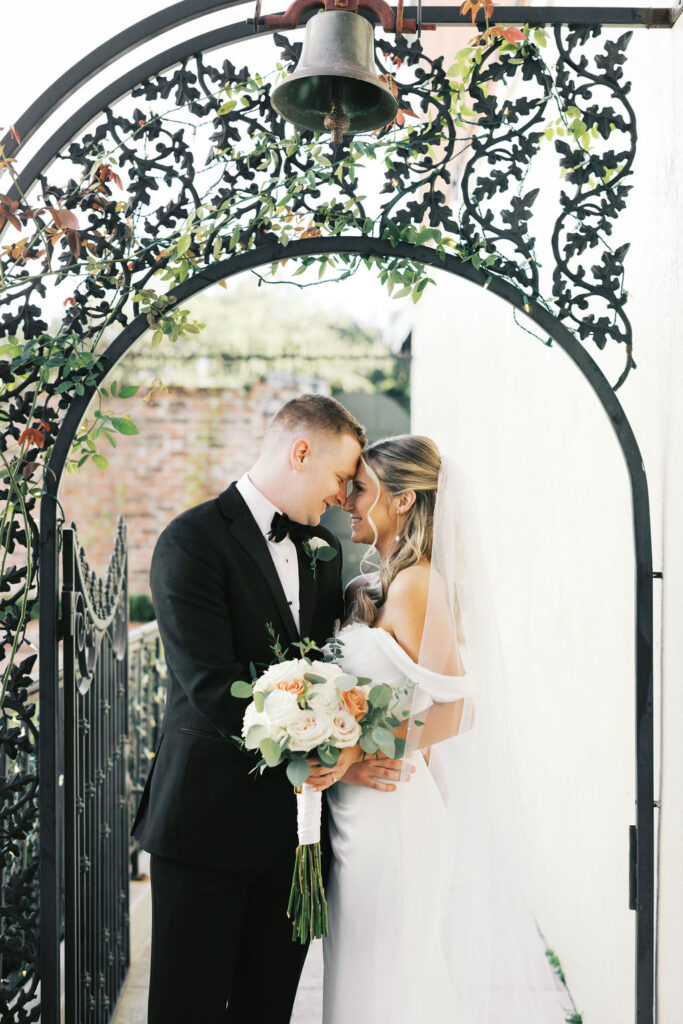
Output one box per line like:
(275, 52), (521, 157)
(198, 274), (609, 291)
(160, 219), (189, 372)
(395, 509), (401, 543)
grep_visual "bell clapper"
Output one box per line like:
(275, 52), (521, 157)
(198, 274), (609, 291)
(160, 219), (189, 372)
(323, 80), (351, 145)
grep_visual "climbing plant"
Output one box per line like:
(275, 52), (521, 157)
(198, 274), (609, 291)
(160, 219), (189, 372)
(0, 9), (636, 1016)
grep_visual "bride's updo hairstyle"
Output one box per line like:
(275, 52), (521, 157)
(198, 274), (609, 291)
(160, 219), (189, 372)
(349, 434), (441, 627)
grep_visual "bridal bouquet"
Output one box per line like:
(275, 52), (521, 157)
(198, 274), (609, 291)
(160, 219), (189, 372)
(231, 651), (405, 942)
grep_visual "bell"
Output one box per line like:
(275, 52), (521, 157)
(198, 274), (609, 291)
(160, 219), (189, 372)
(270, 11), (398, 144)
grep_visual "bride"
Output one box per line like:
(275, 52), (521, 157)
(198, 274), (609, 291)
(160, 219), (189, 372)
(306, 435), (570, 1024)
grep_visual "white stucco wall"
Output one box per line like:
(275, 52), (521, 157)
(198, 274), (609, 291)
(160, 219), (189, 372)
(411, 20), (681, 1024)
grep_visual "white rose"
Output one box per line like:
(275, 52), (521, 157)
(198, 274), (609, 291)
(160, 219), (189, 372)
(329, 709), (362, 748)
(254, 658), (307, 693)
(307, 661), (343, 683)
(242, 702), (284, 749)
(307, 535), (332, 551)
(264, 689), (300, 727)
(242, 702), (267, 736)
(309, 681), (343, 716)
(286, 709), (334, 752)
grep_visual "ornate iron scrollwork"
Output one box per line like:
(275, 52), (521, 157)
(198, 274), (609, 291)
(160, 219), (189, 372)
(0, 20), (637, 1020)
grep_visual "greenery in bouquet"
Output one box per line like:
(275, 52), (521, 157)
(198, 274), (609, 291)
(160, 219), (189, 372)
(229, 628), (412, 941)
(230, 631), (409, 788)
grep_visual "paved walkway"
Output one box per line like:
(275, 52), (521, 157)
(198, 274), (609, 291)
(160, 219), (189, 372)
(111, 926), (323, 1024)
(112, 863), (573, 1024)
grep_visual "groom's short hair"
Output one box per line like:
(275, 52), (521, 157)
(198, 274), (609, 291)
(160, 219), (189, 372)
(268, 394), (366, 448)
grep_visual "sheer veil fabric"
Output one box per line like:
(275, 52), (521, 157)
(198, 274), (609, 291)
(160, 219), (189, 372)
(383, 454), (558, 1021)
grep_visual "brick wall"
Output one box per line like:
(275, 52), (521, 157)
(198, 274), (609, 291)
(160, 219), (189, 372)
(60, 378), (317, 597)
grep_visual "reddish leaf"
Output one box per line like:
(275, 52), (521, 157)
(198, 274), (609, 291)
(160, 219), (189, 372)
(63, 296), (77, 307)
(66, 228), (81, 259)
(9, 124), (20, 144)
(18, 427), (46, 449)
(50, 207), (79, 231)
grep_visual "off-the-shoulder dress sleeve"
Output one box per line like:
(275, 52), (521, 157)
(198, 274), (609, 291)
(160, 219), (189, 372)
(371, 627), (477, 703)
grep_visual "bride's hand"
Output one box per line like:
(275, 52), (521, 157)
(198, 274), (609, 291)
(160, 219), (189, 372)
(339, 754), (416, 792)
(306, 744), (362, 791)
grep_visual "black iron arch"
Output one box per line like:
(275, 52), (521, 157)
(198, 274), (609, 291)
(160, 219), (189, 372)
(0, 6), (662, 1023)
(38, 234), (654, 1022)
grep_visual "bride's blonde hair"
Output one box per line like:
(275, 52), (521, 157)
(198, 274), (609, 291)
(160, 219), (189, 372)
(348, 435), (441, 627)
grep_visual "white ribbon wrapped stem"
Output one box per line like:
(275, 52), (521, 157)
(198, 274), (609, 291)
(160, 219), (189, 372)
(296, 784), (322, 845)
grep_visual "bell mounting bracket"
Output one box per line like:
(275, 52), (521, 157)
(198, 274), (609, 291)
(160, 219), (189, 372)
(261, 0), (435, 36)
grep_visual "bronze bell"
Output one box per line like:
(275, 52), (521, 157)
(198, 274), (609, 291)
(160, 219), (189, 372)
(270, 11), (398, 144)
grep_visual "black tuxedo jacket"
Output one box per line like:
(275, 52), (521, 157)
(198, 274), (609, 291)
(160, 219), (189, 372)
(131, 481), (343, 873)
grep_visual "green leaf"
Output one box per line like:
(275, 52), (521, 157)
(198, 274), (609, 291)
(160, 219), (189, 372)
(213, 236), (223, 260)
(315, 547), (337, 562)
(110, 417), (139, 436)
(260, 737), (283, 767)
(176, 235), (191, 256)
(393, 736), (406, 759)
(369, 684), (392, 709)
(359, 732), (378, 755)
(253, 691), (265, 713)
(372, 726), (395, 757)
(231, 679), (254, 698)
(335, 673), (358, 692)
(92, 454), (108, 470)
(303, 672), (326, 685)
(286, 758), (310, 786)
(117, 385), (139, 399)
(355, 676), (372, 687)
(316, 743), (340, 766)
(245, 724), (267, 749)
(249, 661), (258, 681)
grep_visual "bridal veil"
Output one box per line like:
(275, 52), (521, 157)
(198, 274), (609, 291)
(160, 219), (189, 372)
(378, 453), (563, 1021)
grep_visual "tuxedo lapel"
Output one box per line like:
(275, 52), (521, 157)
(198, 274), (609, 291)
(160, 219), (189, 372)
(296, 543), (317, 641)
(218, 483), (299, 645)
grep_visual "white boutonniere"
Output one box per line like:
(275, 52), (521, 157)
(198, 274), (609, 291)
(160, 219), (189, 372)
(303, 535), (337, 580)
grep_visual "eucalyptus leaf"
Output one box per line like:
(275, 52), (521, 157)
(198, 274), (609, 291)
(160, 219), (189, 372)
(260, 737), (283, 767)
(369, 684), (392, 709)
(286, 758), (310, 786)
(230, 679), (254, 698)
(317, 743), (340, 766)
(245, 724), (267, 749)
(303, 672), (326, 685)
(335, 673), (358, 692)
(253, 691), (265, 713)
(372, 725), (395, 758)
(359, 732), (378, 755)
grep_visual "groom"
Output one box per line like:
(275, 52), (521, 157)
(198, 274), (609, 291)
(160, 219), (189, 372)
(131, 393), (366, 1024)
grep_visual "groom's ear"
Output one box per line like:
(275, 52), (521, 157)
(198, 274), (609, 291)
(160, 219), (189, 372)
(290, 437), (312, 470)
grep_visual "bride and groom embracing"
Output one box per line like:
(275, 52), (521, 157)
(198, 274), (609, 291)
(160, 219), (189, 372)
(132, 393), (554, 1024)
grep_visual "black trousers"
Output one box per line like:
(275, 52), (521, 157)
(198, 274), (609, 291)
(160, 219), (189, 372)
(148, 847), (310, 1024)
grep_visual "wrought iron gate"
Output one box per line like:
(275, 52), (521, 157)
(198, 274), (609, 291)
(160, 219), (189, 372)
(58, 520), (130, 1024)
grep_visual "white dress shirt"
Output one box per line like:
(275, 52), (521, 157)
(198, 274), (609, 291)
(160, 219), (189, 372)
(235, 472), (301, 633)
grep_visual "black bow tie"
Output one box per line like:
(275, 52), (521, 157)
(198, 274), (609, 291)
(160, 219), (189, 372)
(268, 511), (313, 545)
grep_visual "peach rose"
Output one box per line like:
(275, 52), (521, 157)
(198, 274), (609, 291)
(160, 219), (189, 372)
(341, 687), (369, 721)
(275, 677), (306, 697)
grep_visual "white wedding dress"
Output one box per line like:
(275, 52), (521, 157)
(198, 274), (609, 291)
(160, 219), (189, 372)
(321, 620), (457, 1024)
(320, 619), (571, 1024)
